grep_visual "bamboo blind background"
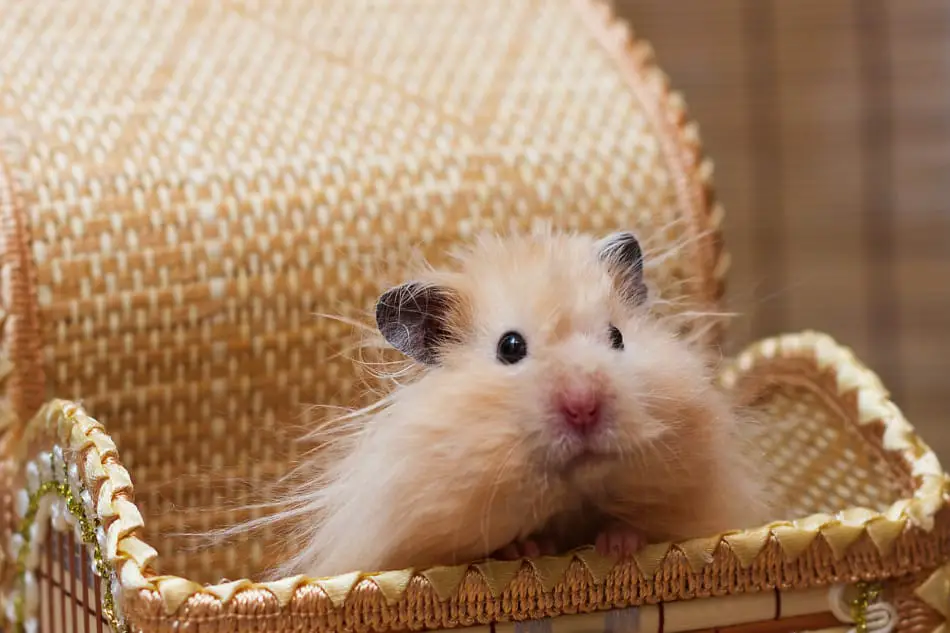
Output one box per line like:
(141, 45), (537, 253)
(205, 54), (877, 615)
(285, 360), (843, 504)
(614, 0), (950, 459)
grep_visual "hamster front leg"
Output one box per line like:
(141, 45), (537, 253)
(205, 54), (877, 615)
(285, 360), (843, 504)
(488, 505), (589, 561)
(491, 536), (559, 560)
(490, 526), (645, 560)
(489, 506), (646, 561)
(594, 522), (646, 558)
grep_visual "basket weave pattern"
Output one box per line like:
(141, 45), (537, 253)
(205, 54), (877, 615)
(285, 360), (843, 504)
(1, 0), (725, 587)
(1, 1), (949, 633)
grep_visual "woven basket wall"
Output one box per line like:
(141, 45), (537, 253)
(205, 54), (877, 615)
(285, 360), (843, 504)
(1, 2), (949, 633)
(0, 0), (726, 586)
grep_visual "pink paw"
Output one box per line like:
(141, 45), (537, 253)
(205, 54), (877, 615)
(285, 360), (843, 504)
(492, 538), (558, 561)
(595, 525), (645, 559)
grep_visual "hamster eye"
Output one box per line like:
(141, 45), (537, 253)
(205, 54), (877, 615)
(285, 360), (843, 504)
(608, 325), (624, 351)
(497, 331), (528, 364)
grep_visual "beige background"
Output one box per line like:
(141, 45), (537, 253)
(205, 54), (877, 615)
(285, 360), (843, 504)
(615, 0), (950, 459)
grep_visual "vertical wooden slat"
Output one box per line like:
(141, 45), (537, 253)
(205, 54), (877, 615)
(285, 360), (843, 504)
(44, 533), (54, 633)
(68, 533), (78, 633)
(855, 0), (901, 401)
(888, 0), (950, 456)
(80, 538), (91, 633)
(771, 1), (871, 362)
(94, 573), (103, 633)
(742, 0), (788, 342)
(56, 530), (66, 633)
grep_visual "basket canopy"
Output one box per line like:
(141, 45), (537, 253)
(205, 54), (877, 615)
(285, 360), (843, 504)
(0, 0), (724, 581)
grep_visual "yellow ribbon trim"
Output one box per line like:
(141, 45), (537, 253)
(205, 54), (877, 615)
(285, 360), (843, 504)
(366, 569), (414, 605)
(915, 564), (950, 621)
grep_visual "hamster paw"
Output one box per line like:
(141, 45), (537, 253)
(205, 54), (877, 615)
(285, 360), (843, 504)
(594, 525), (645, 559)
(492, 538), (558, 561)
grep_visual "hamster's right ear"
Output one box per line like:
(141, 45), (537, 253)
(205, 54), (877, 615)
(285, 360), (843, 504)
(595, 231), (648, 306)
(375, 282), (461, 365)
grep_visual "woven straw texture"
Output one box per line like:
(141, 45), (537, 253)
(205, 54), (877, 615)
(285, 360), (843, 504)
(0, 0), (724, 587)
(2, 1), (950, 633)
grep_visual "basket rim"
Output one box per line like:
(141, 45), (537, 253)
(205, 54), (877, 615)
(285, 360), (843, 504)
(4, 329), (948, 633)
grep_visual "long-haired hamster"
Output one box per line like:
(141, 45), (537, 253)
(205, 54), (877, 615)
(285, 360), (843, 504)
(237, 229), (769, 579)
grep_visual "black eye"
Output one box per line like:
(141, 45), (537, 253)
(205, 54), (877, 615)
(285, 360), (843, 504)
(609, 325), (624, 350)
(497, 331), (528, 364)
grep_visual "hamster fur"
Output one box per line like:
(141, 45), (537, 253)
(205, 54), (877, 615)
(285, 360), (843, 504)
(243, 229), (770, 579)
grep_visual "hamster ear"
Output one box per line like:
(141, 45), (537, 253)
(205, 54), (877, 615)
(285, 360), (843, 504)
(595, 231), (648, 306)
(375, 282), (459, 365)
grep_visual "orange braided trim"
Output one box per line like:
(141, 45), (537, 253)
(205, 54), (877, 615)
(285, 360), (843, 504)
(0, 140), (45, 438)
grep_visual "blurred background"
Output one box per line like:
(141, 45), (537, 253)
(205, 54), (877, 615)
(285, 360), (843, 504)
(615, 1), (950, 458)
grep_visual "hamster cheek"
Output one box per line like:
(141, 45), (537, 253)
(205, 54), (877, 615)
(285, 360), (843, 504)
(417, 409), (558, 559)
(599, 370), (669, 450)
(416, 364), (547, 471)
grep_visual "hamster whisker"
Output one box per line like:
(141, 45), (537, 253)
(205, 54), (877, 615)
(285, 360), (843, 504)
(479, 439), (528, 557)
(311, 311), (376, 331)
(640, 220), (715, 260)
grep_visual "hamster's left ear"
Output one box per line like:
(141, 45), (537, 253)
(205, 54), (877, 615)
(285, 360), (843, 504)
(596, 231), (648, 306)
(375, 282), (461, 365)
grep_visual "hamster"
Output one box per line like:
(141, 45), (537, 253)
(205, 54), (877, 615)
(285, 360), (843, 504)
(248, 229), (770, 579)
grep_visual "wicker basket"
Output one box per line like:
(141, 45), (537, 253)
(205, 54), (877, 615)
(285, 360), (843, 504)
(2, 1), (949, 632)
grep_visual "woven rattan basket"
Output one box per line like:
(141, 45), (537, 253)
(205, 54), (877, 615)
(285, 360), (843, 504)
(2, 1), (950, 632)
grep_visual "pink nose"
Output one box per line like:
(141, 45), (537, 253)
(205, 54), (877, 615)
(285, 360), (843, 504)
(557, 389), (602, 434)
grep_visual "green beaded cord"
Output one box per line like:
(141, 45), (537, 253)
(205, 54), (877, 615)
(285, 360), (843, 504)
(850, 581), (884, 633)
(9, 449), (128, 633)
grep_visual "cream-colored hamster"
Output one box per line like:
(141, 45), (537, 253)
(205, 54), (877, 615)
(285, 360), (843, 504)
(260, 229), (769, 579)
